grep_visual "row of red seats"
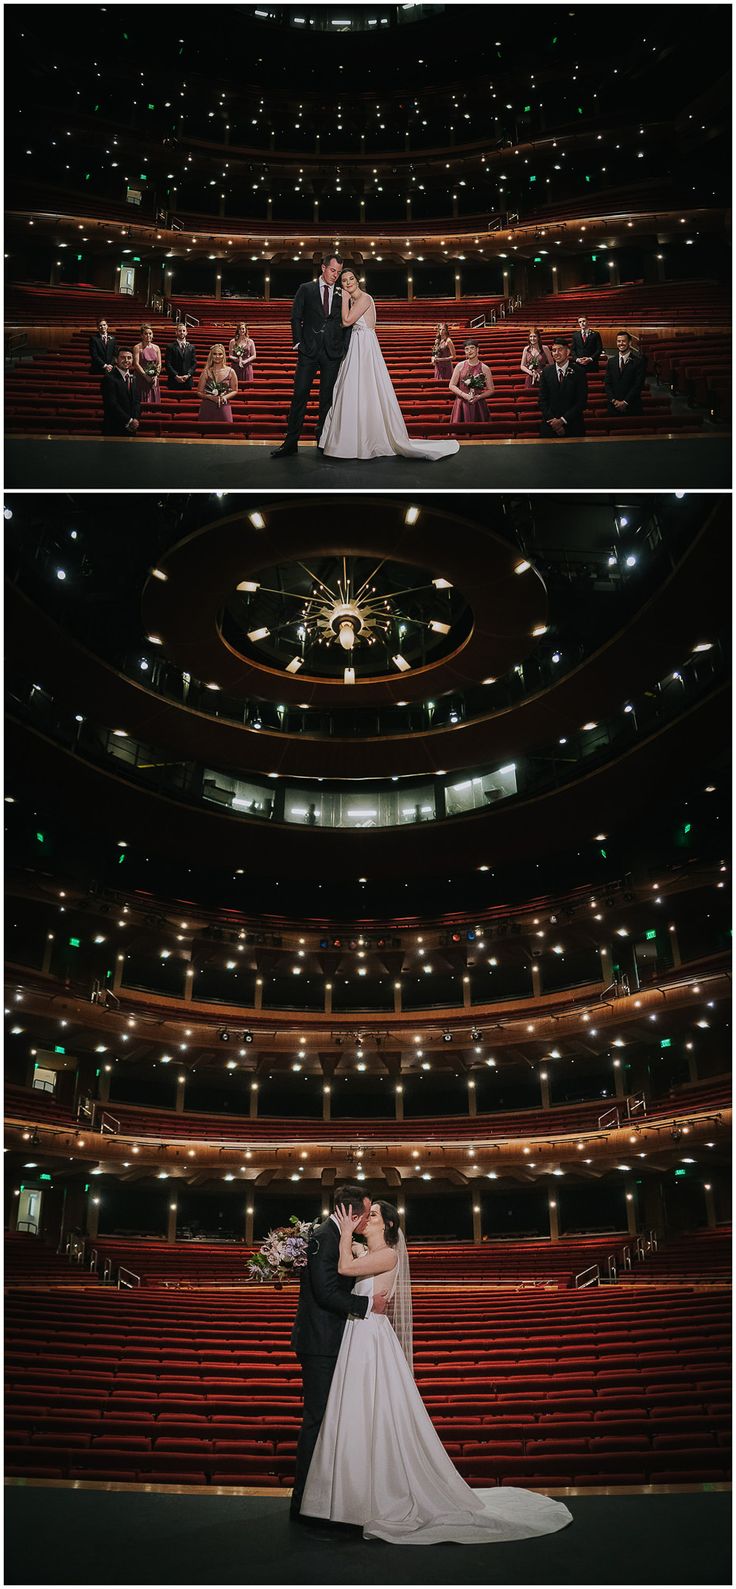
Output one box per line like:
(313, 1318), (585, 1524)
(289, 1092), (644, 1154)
(617, 1230), (731, 1285)
(74, 1235), (635, 1288)
(651, 338), (731, 422)
(5, 1229), (730, 1290)
(6, 278), (730, 330)
(6, 325), (712, 438)
(5, 1281), (730, 1487)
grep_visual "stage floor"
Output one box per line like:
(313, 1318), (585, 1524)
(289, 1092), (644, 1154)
(5, 433), (731, 490)
(4, 1481), (732, 1586)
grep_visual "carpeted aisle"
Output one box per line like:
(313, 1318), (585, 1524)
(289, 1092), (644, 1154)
(4, 1484), (731, 1586)
(4, 435), (731, 489)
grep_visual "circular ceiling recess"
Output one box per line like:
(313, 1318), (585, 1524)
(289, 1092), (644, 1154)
(222, 553), (470, 683)
(141, 498), (549, 708)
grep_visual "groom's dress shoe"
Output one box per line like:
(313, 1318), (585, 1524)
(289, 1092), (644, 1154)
(271, 443), (298, 458)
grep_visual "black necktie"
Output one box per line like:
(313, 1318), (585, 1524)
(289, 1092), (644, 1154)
(322, 285), (329, 316)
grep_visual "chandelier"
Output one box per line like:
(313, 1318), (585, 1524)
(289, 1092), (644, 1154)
(234, 556), (459, 683)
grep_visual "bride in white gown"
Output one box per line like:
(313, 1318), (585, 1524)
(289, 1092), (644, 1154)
(300, 1200), (573, 1546)
(319, 271), (460, 462)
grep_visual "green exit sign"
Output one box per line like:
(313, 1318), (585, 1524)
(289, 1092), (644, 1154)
(674, 1168), (686, 1177)
(660, 1038), (672, 1049)
(54, 1045), (65, 1054)
(645, 929), (657, 941)
(69, 937), (81, 948)
(39, 1173), (52, 1182)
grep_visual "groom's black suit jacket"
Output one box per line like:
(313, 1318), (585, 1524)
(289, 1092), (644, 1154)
(291, 281), (351, 362)
(291, 1216), (369, 1358)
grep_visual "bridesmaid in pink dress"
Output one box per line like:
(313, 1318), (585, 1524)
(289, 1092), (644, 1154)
(431, 322), (456, 383)
(133, 325), (162, 405)
(197, 344), (238, 424)
(228, 322), (257, 383)
(520, 326), (553, 389)
(448, 341), (494, 422)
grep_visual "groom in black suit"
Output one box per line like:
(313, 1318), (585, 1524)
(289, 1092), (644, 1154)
(271, 253), (351, 457)
(290, 1182), (385, 1524)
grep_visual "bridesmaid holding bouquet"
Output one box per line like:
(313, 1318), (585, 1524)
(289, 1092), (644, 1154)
(133, 324), (162, 405)
(197, 345), (238, 424)
(449, 341), (494, 422)
(228, 323), (257, 383)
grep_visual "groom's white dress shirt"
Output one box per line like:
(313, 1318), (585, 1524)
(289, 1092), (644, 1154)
(330, 1212), (372, 1314)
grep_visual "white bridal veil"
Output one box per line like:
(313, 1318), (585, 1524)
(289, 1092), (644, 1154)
(387, 1229), (414, 1374)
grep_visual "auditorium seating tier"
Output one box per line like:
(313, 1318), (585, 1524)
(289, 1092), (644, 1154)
(8, 1231), (729, 1290)
(5, 1076), (730, 1145)
(6, 281), (728, 439)
(5, 1271), (731, 1489)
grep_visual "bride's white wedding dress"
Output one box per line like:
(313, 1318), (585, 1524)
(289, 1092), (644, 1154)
(300, 1268), (573, 1546)
(319, 297), (460, 462)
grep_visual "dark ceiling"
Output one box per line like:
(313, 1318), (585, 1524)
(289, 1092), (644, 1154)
(4, 491), (729, 921)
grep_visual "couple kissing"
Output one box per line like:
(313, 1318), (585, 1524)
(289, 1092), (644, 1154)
(288, 1182), (572, 1544)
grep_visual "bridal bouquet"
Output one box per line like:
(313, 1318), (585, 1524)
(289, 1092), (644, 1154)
(206, 378), (232, 398)
(465, 371), (487, 393)
(247, 1215), (314, 1288)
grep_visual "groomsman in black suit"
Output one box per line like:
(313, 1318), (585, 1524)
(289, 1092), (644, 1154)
(166, 323), (197, 390)
(271, 253), (351, 457)
(538, 338), (588, 438)
(571, 315), (603, 371)
(604, 332), (646, 416)
(101, 350), (140, 436)
(89, 318), (118, 375)
(290, 1183), (384, 1524)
